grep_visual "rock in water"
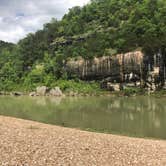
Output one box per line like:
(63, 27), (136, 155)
(49, 87), (63, 97)
(36, 86), (47, 96)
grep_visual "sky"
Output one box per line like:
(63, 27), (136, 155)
(0, 0), (90, 43)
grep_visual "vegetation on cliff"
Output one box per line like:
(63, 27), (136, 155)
(0, 0), (166, 91)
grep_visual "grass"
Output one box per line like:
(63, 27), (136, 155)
(150, 90), (166, 98)
(0, 79), (105, 95)
(122, 87), (145, 96)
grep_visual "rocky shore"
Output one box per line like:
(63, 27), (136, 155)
(0, 116), (166, 166)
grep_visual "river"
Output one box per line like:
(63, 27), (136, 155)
(0, 96), (165, 139)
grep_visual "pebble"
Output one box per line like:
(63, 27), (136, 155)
(0, 116), (166, 166)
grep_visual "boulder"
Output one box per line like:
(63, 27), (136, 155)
(146, 82), (156, 93)
(10, 92), (23, 96)
(163, 86), (166, 90)
(151, 83), (156, 92)
(135, 81), (141, 87)
(124, 83), (136, 88)
(0, 91), (6, 95)
(107, 83), (121, 92)
(49, 87), (63, 97)
(36, 86), (47, 96)
(29, 92), (37, 97)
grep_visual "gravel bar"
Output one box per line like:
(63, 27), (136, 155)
(0, 116), (166, 166)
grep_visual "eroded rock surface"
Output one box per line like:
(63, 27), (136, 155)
(66, 51), (143, 81)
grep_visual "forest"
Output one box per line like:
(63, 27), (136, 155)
(0, 0), (166, 92)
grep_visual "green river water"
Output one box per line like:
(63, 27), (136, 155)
(0, 96), (165, 139)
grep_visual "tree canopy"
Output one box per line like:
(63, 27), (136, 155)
(0, 0), (166, 90)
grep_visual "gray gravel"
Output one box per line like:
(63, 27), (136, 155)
(0, 116), (166, 166)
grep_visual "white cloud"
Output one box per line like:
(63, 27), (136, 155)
(0, 0), (90, 43)
(0, 26), (25, 43)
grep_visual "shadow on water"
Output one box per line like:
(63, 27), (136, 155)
(0, 96), (166, 139)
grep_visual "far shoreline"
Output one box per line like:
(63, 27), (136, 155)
(0, 89), (166, 98)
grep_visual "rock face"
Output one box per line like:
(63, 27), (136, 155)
(66, 50), (166, 91)
(49, 87), (63, 97)
(66, 51), (143, 82)
(36, 86), (47, 96)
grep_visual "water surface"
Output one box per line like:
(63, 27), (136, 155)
(0, 96), (166, 139)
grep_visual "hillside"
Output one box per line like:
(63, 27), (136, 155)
(0, 0), (166, 92)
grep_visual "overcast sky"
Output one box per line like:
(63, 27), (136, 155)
(0, 0), (90, 43)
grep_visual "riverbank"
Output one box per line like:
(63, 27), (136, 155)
(1, 87), (166, 98)
(0, 79), (166, 98)
(0, 116), (166, 165)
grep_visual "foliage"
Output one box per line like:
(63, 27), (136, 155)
(0, 0), (166, 91)
(123, 87), (145, 97)
(51, 79), (101, 94)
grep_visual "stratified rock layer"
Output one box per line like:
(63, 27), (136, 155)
(66, 51), (143, 81)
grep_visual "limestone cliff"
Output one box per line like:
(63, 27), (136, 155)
(66, 51), (144, 82)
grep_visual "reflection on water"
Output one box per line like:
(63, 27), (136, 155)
(0, 96), (166, 139)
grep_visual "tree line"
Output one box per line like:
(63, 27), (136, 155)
(0, 0), (165, 91)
